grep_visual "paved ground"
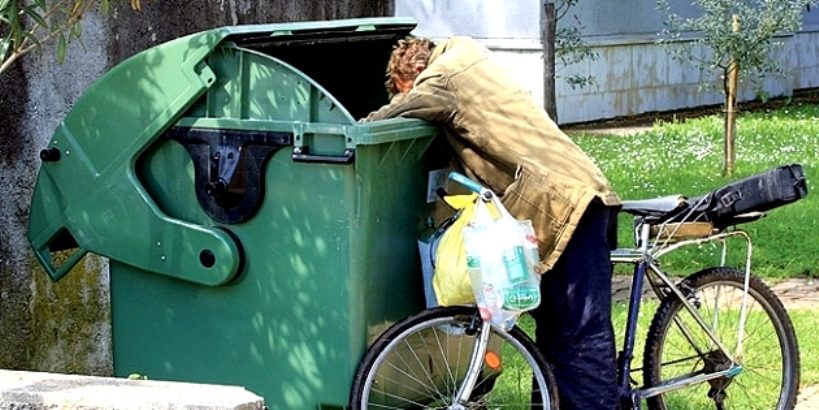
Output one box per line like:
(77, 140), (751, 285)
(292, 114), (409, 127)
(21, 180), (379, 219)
(799, 385), (819, 410)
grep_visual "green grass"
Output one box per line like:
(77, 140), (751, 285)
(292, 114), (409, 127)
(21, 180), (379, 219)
(573, 103), (819, 278)
(789, 308), (819, 387)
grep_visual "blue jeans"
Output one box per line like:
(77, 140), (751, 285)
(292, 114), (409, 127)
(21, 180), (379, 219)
(531, 200), (618, 410)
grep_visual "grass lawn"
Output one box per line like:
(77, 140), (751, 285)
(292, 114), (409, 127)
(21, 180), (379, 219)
(573, 103), (818, 278)
(790, 308), (819, 387)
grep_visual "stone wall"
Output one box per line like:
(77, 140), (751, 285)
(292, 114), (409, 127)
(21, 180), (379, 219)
(0, 0), (391, 375)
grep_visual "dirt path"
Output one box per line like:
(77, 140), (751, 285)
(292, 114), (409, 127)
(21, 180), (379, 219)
(613, 276), (819, 309)
(769, 278), (819, 310)
(612, 276), (819, 310)
(799, 385), (819, 409)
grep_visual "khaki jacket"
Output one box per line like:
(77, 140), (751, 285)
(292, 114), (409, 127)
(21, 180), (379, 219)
(365, 36), (620, 272)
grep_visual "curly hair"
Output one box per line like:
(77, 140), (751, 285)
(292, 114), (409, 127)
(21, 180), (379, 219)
(385, 37), (435, 98)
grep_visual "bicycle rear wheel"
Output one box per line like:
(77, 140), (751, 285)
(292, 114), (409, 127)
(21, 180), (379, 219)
(643, 267), (800, 410)
(349, 305), (558, 409)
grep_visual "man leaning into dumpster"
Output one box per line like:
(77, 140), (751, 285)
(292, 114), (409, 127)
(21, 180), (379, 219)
(362, 36), (622, 409)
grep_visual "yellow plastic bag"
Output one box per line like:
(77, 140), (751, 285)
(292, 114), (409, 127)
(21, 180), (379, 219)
(432, 194), (479, 306)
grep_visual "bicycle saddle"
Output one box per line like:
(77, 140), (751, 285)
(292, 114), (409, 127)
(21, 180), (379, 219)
(621, 195), (687, 216)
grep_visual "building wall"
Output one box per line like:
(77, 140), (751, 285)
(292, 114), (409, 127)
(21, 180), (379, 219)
(0, 0), (392, 375)
(395, 0), (819, 124)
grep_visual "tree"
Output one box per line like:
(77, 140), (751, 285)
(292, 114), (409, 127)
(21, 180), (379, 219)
(542, 0), (598, 123)
(0, 0), (142, 75)
(656, 0), (815, 176)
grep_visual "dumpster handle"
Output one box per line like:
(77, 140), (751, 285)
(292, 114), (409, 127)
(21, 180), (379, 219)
(291, 146), (355, 164)
(33, 244), (89, 282)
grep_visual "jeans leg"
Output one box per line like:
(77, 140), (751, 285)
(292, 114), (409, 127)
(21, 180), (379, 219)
(531, 201), (618, 410)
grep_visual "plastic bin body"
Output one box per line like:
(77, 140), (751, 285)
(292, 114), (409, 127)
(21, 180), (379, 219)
(28, 18), (447, 408)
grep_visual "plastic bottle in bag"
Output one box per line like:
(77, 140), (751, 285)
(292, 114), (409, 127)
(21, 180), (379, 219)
(464, 224), (519, 330)
(496, 221), (541, 312)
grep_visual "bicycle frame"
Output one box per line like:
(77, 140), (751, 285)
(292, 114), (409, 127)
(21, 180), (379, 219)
(453, 321), (492, 408)
(612, 219), (755, 409)
(441, 171), (762, 408)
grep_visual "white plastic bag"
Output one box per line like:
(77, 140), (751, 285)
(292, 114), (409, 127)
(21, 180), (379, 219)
(462, 194), (541, 330)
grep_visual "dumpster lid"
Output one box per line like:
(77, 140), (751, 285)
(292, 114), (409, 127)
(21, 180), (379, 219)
(222, 17), (417, 48)
(221, 17), (418, 120)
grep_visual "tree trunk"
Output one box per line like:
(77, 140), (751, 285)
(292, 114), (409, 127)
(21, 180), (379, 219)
(723, 15), (740, 177)
(542, 1), (558, 123)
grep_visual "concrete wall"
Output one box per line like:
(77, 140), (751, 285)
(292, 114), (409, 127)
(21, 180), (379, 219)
(0, 12), (113, 376)
(395, 0), (547, 113)
(0, 0), (391, 375)
(395, 0), (819, 124)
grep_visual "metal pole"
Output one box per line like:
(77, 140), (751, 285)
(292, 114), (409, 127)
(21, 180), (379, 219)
(542, 1), (558, 122)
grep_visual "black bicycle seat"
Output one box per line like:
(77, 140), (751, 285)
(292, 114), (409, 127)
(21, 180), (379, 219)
(621, 195), (687, 217)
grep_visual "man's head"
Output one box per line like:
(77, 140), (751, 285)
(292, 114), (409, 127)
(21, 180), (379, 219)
(385, 37), (435, 97)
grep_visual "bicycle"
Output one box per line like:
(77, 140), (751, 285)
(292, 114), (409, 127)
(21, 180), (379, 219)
(348, 173), (800, 409)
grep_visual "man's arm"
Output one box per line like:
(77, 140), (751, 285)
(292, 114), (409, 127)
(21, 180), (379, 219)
(362, 74), (457, 123)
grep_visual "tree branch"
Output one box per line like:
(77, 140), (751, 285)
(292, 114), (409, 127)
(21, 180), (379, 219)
(3, 0), (92, 71)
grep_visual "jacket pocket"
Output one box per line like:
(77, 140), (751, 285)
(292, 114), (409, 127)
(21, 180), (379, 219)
(500, 168), (573, 255)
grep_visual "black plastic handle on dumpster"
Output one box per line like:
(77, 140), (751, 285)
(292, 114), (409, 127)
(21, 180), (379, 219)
(168, 127), (292, 224)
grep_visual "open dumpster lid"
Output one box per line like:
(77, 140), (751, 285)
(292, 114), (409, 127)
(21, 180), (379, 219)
(222, 17), (417, 47)
(226, 17), (417, 120)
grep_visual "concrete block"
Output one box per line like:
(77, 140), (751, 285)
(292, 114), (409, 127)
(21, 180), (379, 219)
(0, 369), (265, 410)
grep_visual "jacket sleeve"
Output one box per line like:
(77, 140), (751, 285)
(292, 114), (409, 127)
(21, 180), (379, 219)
(361, 74), (457, 123)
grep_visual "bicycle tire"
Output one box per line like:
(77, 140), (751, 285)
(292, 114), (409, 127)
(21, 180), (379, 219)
(643, 267), (800, 410)
(349, 305), (559, 409)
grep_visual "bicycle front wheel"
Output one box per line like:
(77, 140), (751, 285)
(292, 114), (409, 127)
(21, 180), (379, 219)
(350, 306), (558, 409)
(643, 267), (800, 410)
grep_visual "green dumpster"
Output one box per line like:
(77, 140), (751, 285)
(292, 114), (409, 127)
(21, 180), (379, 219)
(27, 17), (448, 408)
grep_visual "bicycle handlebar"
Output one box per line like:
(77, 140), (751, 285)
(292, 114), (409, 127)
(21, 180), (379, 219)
(448, 172), (494, 200)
